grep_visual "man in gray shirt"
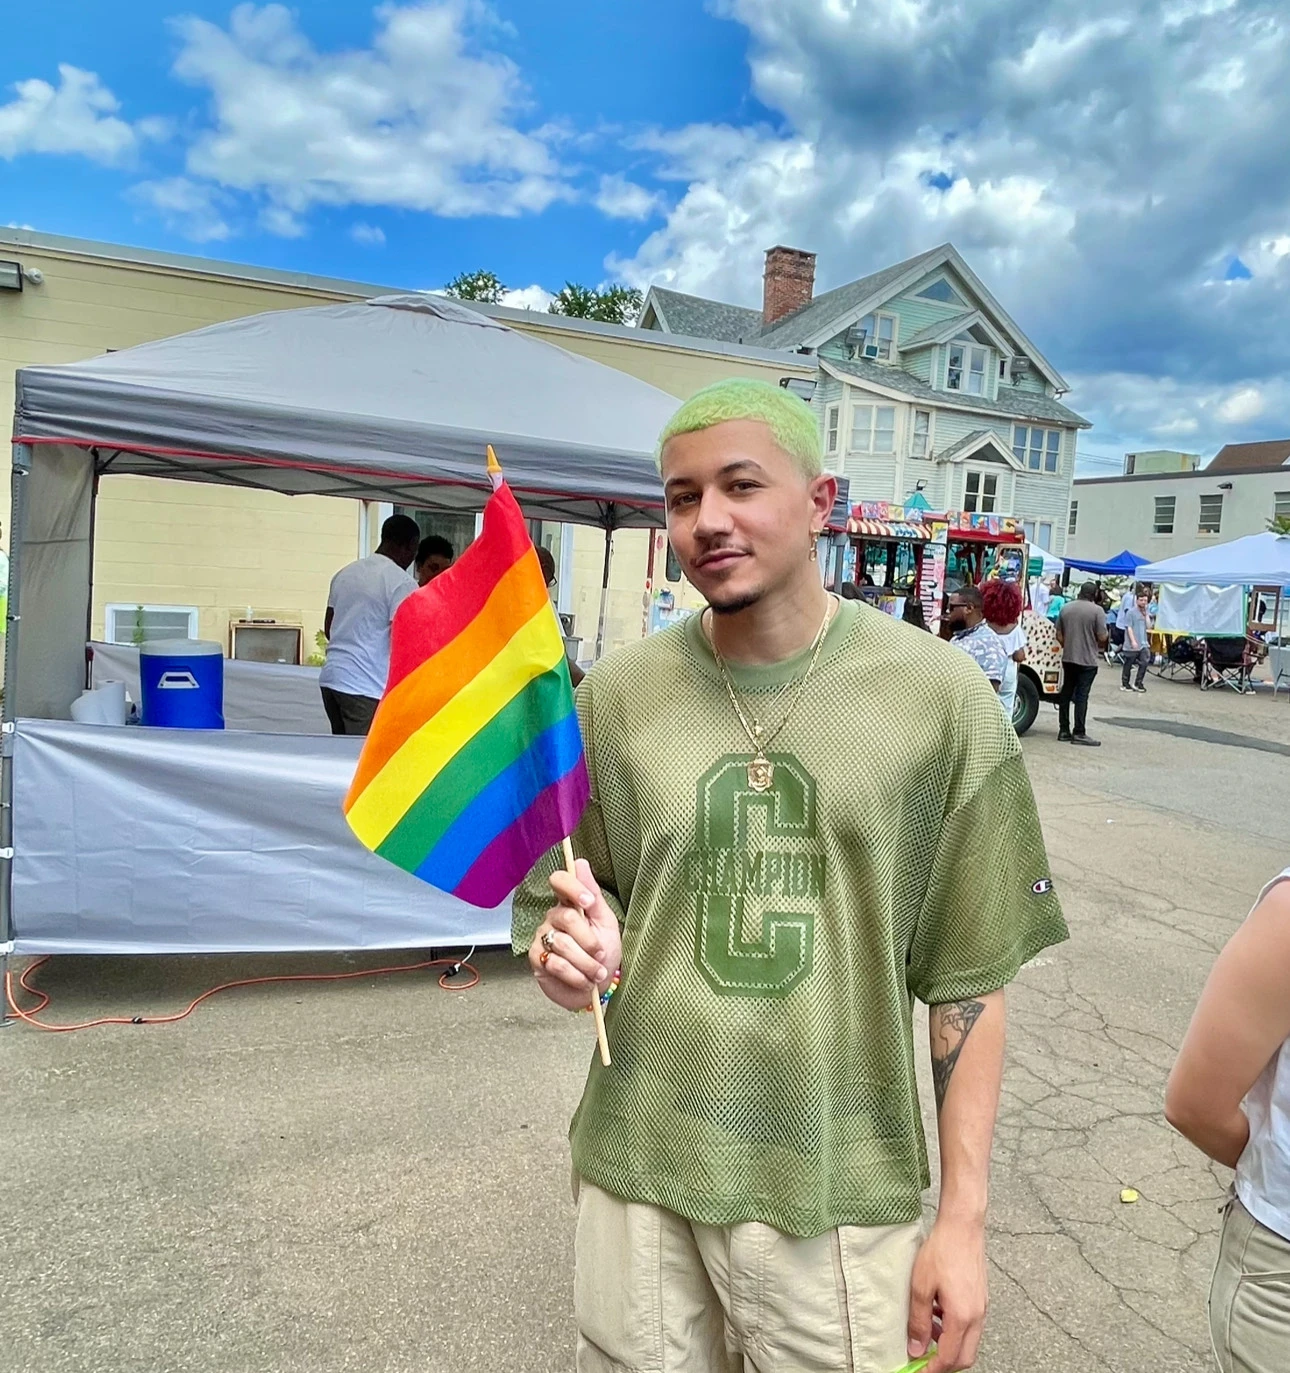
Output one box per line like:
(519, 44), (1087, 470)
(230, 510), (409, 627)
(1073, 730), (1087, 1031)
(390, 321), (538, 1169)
(1119, 590), (1151, 693)
(1056, 583), (1109, 746)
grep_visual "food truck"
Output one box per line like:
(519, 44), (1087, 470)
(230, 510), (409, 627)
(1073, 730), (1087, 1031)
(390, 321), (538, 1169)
(825, 501), (1062, 733)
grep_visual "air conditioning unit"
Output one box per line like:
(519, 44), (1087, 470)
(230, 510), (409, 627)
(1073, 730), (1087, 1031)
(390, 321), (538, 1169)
(863, 344), (882, 358)
(1009, 355), (1031, 377)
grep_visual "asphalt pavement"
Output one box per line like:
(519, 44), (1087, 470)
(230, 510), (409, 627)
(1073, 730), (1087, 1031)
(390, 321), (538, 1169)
(1, 665), (1285, 1372)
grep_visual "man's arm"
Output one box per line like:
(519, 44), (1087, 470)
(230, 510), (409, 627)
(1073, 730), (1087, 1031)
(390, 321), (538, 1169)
(908, 989), (1005, 1373)
(1166, 880), (1290, 1167)
(323, 607), (334, 641)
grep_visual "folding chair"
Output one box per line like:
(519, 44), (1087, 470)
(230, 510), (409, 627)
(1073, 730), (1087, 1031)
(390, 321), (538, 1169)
(1155, 635), (1200, 682)
(1199, 636), (1257, 693)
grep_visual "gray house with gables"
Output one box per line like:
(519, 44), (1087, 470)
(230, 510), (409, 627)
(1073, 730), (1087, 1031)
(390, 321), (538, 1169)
(639, 244), (1089, 554)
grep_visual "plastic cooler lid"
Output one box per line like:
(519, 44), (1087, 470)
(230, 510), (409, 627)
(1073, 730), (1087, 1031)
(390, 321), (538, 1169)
(139, 639), (224, 657)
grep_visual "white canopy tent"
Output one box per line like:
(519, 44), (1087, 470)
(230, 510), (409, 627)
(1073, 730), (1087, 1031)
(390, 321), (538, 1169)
(2, 294), (687, 965)
(1138, 532), (1290, 588)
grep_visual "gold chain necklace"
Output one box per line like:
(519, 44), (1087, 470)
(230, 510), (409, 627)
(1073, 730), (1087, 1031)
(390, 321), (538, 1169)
(705, 596), (837, 793)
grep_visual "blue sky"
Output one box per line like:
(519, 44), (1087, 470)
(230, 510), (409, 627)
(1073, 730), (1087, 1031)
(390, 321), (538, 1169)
(4, 1), (1290, 471)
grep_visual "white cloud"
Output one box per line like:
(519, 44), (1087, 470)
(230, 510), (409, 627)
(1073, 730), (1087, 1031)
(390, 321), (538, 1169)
(608, 0), (1290, 458)
(169, 2), (569, 222)
(350, 222), (386, 247)
(1216, 385), (1265, 425)
(259, 205), (304, 238)
(129, 177), (231, 242)
(500, 283), (554, 311)
(0, 64), (144, 164)
(593, 174), (663, 221)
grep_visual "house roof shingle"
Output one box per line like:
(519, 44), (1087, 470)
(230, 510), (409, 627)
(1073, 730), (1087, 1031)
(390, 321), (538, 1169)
(1208, 440), (1290, 473)
(901, 312), (976, 349)
(645, 287), (764, 344)
(755, 246), (946, 349)
(823, 355), (1091, 428)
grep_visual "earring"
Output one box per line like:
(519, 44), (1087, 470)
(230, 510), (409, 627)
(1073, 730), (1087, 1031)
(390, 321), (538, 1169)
(809, 530), (819, 562)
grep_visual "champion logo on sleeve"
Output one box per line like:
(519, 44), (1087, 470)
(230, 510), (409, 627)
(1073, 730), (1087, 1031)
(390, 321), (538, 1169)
(1032, 878), (1054, 895)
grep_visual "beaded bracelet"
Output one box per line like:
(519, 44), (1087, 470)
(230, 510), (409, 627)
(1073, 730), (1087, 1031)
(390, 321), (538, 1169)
(579, 967), (621, 1012)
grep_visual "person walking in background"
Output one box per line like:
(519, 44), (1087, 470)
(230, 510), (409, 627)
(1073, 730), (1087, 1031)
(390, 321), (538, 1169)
(946, 585), (1007, 693)
(319, 513), (420, 736)
(1119, 590), (1151, 694)
(1045, 578), (1066, 623)
(414, 534), (454, 587)
(1166, 869), (1290, 1373)
(1055, 583), (1108, 746)
(983, 580), (1026, 724)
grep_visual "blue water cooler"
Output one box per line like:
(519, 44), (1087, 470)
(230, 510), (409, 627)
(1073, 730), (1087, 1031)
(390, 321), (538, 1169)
(139, 639), (226, 729)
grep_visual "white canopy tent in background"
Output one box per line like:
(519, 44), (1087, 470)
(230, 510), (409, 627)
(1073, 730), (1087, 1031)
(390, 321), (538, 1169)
(1028, 544), (1063, 578)
(1138, 532), (1290, 589)
(3, 294), (691, 965)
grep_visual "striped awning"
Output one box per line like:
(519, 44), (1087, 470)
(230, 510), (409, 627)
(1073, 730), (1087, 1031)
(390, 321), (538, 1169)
(846, 520), (932, 539)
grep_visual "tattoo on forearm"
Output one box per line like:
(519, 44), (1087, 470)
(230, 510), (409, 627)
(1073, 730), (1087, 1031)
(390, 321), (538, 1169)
(930, 999), (985, 1111)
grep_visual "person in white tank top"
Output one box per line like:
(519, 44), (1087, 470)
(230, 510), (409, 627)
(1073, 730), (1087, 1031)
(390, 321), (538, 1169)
(1166, 869), (1290, 1373)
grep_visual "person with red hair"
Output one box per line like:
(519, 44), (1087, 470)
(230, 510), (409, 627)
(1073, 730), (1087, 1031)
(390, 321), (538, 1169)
(982, 581), (1026, 726)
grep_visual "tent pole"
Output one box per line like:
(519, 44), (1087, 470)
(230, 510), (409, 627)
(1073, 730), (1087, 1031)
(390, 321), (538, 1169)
(0, 443), (32, 1026)
(594, 513), (615, 662)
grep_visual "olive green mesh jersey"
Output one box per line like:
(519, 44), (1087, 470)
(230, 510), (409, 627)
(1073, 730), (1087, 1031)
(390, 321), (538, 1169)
(513, 599), (1067, 1239)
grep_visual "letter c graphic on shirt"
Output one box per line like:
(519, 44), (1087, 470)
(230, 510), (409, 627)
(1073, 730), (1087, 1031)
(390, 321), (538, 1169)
(693, 755), (817, 997)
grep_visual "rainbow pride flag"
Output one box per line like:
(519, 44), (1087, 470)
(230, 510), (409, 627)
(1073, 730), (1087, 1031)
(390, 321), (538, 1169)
(343, 478), (589, 908)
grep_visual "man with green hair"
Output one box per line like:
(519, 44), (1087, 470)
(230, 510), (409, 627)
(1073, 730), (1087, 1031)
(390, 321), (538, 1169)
(516, 377), (1066, 1373)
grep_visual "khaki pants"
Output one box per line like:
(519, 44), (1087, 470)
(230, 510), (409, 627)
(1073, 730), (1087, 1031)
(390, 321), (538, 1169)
(1210, 1195), (1290, 1373)
(574, 1181), (921, 1373)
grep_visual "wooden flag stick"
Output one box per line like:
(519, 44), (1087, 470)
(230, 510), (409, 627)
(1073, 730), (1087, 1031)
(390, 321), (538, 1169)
(563, 836), (611, 1067)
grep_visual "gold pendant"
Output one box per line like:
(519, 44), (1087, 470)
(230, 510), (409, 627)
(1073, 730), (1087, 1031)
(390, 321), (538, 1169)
(747, 756), (774, 792)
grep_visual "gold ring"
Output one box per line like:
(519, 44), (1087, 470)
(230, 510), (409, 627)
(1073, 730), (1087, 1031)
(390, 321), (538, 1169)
(541, 929), (558, 953)
(539, 948), (551, 967)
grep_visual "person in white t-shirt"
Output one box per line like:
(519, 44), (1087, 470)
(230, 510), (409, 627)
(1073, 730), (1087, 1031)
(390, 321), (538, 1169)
(319, 514), (420, 735)
(1166, 869), (1290, 1373)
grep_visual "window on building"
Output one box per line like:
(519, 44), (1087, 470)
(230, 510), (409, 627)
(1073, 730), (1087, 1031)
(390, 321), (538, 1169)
(1022, 519), (1035, 543)
(915, 277), (966, 306)
(911, 409), (931, 458)
(964, 470), (999, 513)
(1153, 495), (1176, 535)
(1068, 501), (1078, 535)
(1274, 491), (1290, 520)
(856, 313), (896, 361)
(947, 342), (988, 394)
(998, 358), (1009, 382)
(106, 604), (200, 646)
(850, 403), (896, 453)
(1012, 425), (1062, 473)
(1198, 494), (1223, 534)
(825, 404), (840, 459)
(1038, 521), (1053, 550)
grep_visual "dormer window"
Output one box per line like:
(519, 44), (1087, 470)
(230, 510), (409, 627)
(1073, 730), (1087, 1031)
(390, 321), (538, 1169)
(853, 312), (895, 361)
(947, 340), (988, 395)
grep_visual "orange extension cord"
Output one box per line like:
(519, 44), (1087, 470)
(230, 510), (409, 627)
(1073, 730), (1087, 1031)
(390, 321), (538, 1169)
(3, 951), (479, 1033)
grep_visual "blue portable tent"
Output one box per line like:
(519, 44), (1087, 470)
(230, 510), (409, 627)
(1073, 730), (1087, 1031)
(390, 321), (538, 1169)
(1063, 549), (1152, 576)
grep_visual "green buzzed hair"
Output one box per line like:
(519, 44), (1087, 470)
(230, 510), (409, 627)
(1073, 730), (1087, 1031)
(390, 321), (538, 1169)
(657, 378), (823, 478)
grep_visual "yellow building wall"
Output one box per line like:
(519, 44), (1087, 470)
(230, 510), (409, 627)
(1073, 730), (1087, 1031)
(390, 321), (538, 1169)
(0, 238), (813, 663)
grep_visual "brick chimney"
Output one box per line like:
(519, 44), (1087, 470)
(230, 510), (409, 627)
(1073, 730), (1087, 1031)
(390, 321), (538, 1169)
(762, 245), (816, 327)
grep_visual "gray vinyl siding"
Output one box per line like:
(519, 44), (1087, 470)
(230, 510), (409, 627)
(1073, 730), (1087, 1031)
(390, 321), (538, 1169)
(903, 349), (933, 383)
(818, 336), (850, 363)
(930, 409), (1012, 456)
(1007, 370), (1050, 395)
(842, 451), (900, 502)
